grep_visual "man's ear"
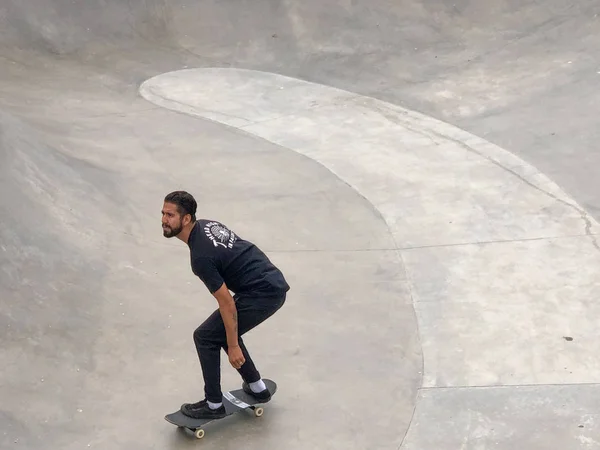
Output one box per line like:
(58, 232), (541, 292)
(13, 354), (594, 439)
(183, 214), (191, 227)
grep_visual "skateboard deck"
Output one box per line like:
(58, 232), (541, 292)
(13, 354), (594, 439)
(164, 379), (277, 439)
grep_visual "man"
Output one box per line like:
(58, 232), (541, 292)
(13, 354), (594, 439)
(161, 190), (290, 419)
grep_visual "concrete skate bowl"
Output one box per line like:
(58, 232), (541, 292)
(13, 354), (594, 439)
(2, 1), (600, 449)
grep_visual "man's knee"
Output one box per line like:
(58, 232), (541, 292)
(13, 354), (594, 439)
(193, 323), (223, 348)
(193, 325), (210, 346)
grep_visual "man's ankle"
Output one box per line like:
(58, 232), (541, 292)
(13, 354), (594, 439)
(249, 379), (267, 393)
(208, 400), (223, 410)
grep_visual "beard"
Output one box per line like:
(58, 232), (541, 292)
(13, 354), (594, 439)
(162, 223), (183, 238)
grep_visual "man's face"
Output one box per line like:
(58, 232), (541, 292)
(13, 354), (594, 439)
(161, 202), (184, 238)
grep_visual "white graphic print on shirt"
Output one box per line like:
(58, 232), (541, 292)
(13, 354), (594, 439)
(204, 222), (237, 248)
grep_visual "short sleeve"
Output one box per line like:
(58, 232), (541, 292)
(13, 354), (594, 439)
(191, 257), (224, 294)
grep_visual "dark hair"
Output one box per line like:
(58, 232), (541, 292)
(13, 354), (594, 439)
(164, 191), (197, 222)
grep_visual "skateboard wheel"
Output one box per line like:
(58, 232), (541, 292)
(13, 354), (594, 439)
(194, 429), (205, 439)
(254, 407), (264, 417)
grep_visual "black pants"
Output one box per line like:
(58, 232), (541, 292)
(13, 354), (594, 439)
(193, 291), (286, 403)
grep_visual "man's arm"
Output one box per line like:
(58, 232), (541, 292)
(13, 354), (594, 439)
(212, 283), (245, 369)
(212, 283), (239, 348)
(192, 256), (238, 345)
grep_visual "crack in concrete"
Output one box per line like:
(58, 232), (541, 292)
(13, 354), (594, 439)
(261, 233), (600, 254)
(433, 131), (600, 253)
(399, 232), (600, 251)
(396, 249), (424, 450)
(367, 101), (600, 253)
(421, 381), (600, 390)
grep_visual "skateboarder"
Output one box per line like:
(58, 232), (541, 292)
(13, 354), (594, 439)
(161, 191), (290, 419)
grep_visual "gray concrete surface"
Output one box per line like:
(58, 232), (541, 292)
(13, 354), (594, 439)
(1, 1), (599, 449)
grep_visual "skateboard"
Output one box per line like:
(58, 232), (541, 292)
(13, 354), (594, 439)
(164, 379), (277, 439)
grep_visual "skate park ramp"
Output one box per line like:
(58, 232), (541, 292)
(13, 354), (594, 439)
(1, 1), (600, 449)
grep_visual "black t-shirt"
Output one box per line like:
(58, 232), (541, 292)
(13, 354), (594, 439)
(187, 220), (290, 295)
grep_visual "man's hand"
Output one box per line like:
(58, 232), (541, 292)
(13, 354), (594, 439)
(228, 344), (245, 369)
(212, 283), (245, 369)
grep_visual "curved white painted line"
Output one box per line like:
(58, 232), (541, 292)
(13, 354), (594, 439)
(139, 68), (600, 446)
(139, 68), (599, 248)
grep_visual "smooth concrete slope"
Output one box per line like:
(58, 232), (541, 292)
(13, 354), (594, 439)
(0, 109), (117, 449)
(1, 0), (599, 219)
(0, 69), (421, 450)
(1, 0), (600, 449)
(141, 68), (600, 448)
